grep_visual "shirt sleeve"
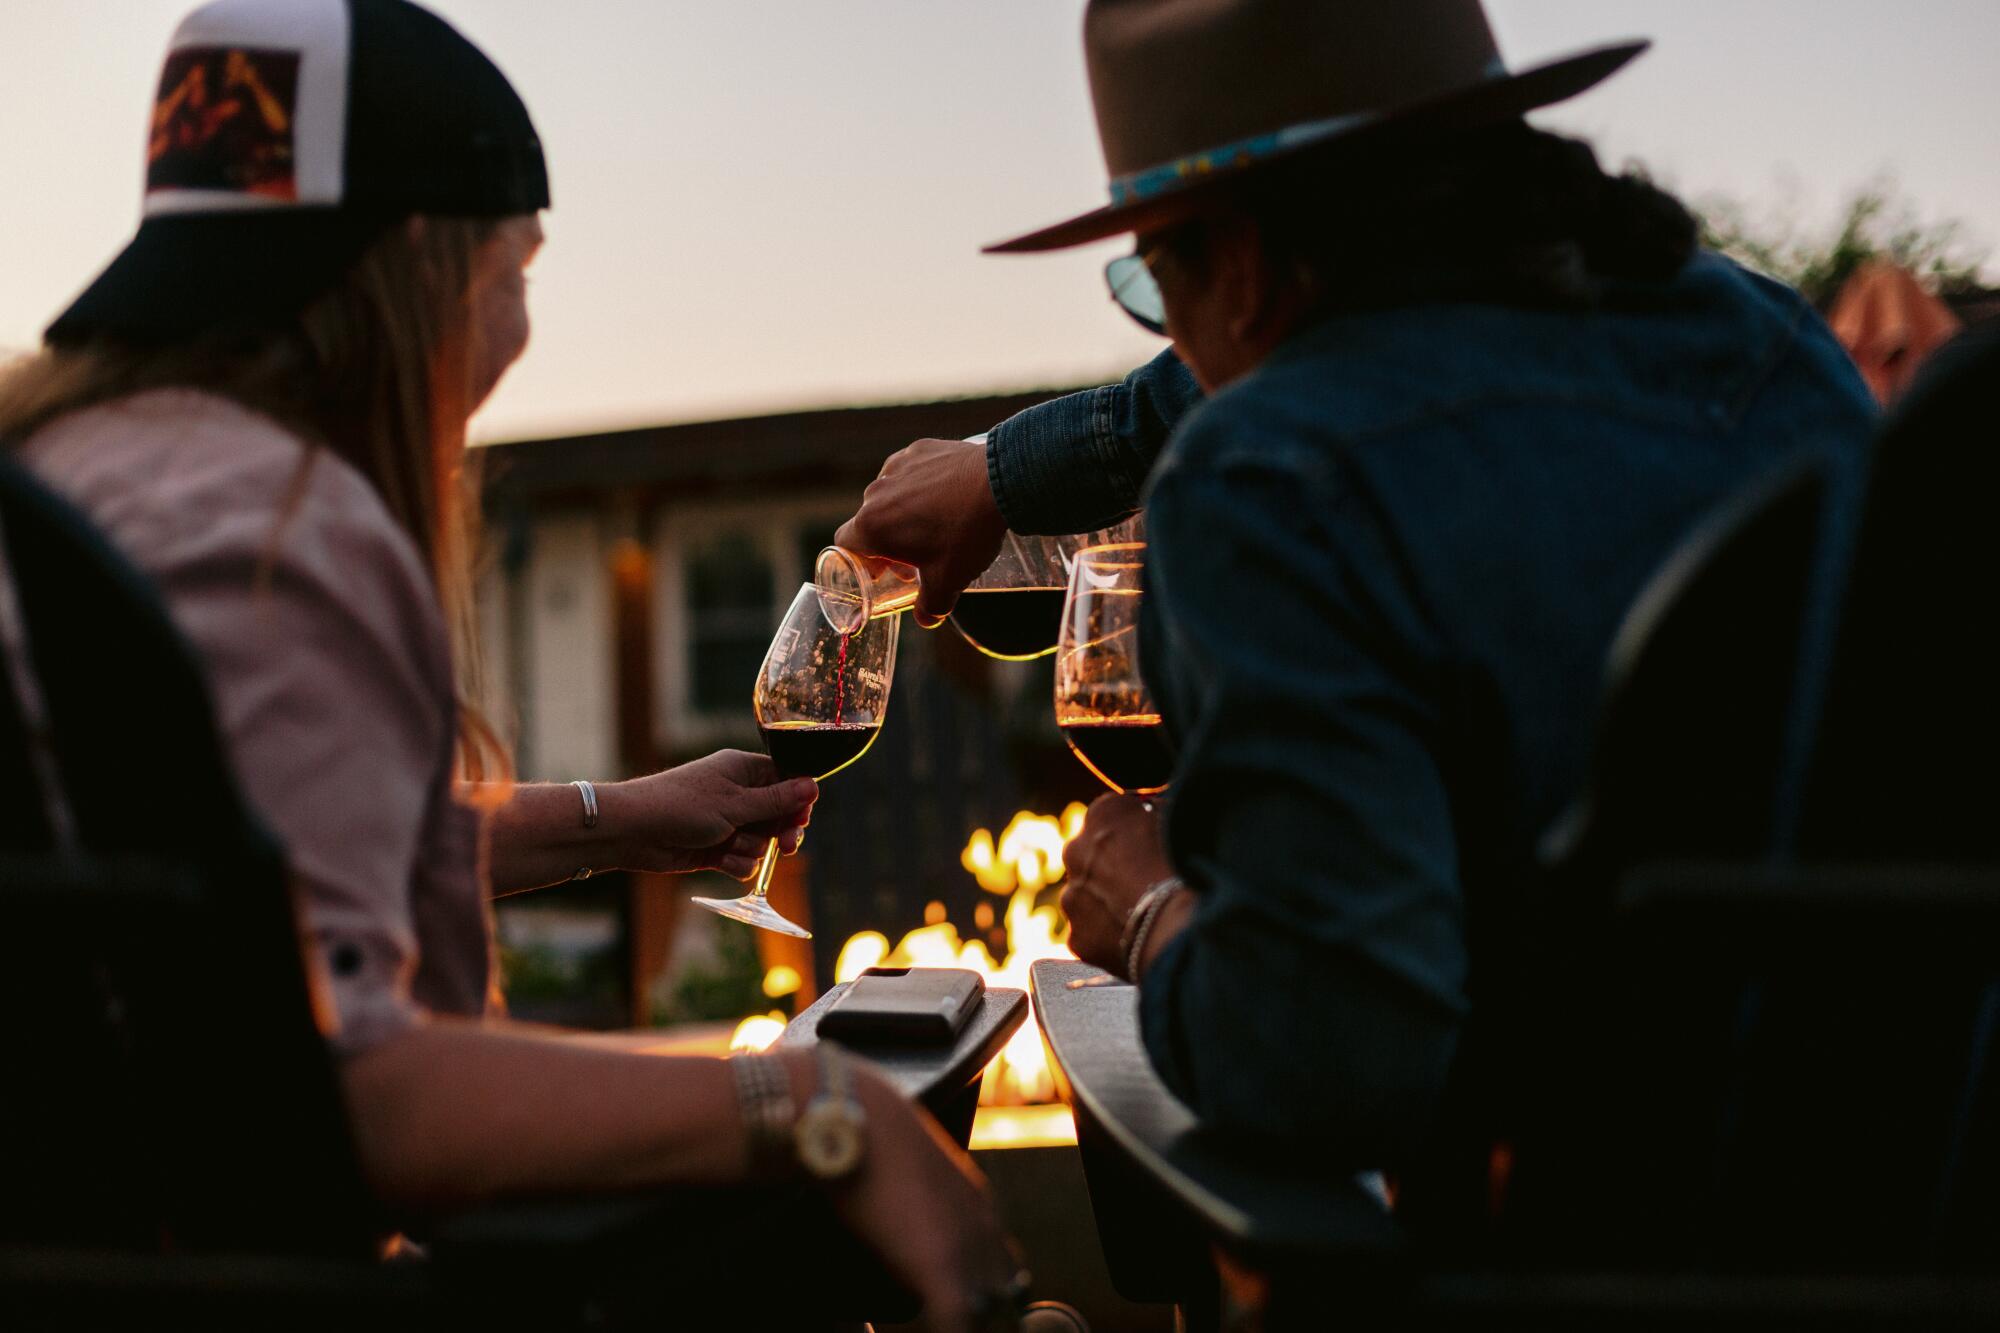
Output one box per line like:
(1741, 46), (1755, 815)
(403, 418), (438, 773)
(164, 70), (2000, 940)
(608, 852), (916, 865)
(1137, 411), (1467, 1166)
(984, 347), (1204, 535)
(152, 476), (455, 1056)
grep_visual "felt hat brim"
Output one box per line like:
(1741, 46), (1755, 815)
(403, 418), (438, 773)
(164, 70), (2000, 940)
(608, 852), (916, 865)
(985, 40), (1647, 255)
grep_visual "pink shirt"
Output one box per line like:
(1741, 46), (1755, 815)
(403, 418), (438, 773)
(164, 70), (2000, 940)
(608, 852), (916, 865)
(25, 389), (496, 1054)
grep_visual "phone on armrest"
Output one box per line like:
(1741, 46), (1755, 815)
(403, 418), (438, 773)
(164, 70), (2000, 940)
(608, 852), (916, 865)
(817, 967), (982, 1045)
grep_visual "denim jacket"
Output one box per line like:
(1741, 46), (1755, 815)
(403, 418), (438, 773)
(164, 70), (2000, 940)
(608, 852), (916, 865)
(991, 254), (1876, 1165)
(986, 346), (1201, 534)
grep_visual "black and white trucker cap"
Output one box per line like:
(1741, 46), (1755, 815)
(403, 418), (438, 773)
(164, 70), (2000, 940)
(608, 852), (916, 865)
(47, 0), (549, 346)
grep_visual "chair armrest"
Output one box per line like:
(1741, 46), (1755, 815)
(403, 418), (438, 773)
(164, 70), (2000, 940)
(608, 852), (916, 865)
(1030, 960), (1402, 1267)
(777, 972), (1027, 1112)
(426, 1194), (681, 1251)
(0, 1244), (449, 1326)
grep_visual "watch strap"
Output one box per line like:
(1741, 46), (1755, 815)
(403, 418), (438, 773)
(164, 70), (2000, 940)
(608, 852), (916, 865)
(731, 1053), (797, 1179)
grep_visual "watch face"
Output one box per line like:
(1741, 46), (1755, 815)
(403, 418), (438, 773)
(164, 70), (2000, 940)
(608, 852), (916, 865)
(797, 1101), (867, 1180)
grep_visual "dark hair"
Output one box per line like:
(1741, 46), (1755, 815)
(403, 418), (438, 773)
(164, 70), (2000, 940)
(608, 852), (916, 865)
(1209, 122), (1699, 315)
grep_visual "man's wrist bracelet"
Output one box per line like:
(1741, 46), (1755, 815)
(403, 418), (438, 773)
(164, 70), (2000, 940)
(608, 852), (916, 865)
(1121, 875), (1184, 981)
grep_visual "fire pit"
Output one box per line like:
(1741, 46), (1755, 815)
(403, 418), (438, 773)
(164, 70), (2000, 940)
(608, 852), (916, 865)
(730, 804), (1089, 1149)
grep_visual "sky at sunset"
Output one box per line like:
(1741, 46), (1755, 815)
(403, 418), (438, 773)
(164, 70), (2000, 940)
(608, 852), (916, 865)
(4, 2), (1996, 443)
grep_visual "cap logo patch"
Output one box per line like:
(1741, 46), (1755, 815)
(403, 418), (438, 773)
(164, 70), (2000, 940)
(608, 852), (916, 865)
(146, 46), (301, 200)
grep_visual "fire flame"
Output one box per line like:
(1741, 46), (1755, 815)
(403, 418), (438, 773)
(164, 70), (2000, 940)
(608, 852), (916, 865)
(962, 804), (1088, 895)
(731, 804), (1089, 1147)
(729, 1010), (788, 1052)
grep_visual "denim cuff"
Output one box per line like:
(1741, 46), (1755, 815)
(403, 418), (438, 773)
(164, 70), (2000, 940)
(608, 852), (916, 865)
(986, 348), (1202, 535)
(986, 383), (1140, 536)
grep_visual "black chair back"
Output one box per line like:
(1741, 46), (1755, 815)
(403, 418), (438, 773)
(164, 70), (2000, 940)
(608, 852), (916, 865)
(0, 454), (376, 1256)
(1408, 460), (1834, 1244)
(1797, 323), (2000, 858)
(1504, 344), (2000, 1274)
(1536, 458), (1829, 883)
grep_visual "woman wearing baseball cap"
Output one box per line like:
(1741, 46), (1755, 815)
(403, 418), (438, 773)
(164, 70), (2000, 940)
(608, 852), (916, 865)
(0, 2), (1019, 1326)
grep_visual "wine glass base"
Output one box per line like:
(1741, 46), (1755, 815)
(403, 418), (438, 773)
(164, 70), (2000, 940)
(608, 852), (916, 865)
(690, 893), (813, 939)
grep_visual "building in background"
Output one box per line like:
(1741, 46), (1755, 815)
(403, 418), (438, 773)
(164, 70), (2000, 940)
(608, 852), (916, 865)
(477, 387), (1108, 1027)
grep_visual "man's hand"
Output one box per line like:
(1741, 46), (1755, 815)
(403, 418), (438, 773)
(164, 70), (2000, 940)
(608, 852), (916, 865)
(1061, 793), (1175, 976)
(834, 437), (1007, 627)
(601, 750), (816, 879)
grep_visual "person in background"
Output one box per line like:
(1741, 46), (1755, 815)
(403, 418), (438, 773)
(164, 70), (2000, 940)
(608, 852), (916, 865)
(837, 0), (1878, 1211)
(1826, 260), (1964, 405)
(0, 2), (1023, 1327)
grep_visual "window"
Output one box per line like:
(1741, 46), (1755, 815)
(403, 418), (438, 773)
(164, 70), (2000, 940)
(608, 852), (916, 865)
(686, 529), (775, 716)
(795, 520), (839, 593)
(658, 501), (851, 742)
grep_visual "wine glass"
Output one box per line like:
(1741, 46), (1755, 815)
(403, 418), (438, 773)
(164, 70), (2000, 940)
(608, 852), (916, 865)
(692, 584), (899, 938)
(952, 511), (1149, 661)
(949, 532), (1072, 661)
(1054, 541), (1174, 796)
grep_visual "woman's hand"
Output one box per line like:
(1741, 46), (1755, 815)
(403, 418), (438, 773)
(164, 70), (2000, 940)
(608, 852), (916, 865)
(823, 1058), (1026, 1332)
(833, 437), (1008, 627)
(601, 750), (817, 879)
(1061, 793), (1176, 976)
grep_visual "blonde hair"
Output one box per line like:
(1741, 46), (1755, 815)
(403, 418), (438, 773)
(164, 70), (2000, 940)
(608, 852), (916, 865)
(0, 216), (515, 794)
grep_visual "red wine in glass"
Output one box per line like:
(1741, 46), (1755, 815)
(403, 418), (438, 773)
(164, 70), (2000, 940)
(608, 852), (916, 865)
(760, 720), (880, 782)
(1058, 715), (1173, 796)
(950, 587), (1067, 661)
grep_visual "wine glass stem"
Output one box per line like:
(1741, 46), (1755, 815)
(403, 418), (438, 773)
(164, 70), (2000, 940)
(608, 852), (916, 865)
(750, 835), (781, 899)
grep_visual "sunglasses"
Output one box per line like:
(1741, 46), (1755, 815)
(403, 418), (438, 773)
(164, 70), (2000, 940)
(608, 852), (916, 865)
(1104, 245), (1168, 335)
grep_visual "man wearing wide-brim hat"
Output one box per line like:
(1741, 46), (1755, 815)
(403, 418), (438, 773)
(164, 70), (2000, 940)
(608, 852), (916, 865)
(841, 0), (1877, 1185)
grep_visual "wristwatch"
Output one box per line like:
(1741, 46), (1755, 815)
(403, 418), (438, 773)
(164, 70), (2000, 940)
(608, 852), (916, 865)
(794, 1041), (867, 1182)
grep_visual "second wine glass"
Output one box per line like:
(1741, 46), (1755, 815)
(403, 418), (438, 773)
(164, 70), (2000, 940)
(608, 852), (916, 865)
(691, 583), (899, 938)
(1054, 541), (1174, 796)
(951, 512), (1149, 660)
(949, 532), (1071, 661)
